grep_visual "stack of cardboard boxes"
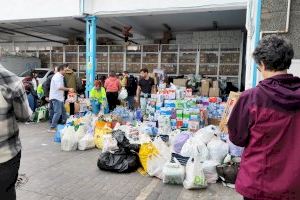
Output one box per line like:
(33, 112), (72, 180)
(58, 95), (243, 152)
(201, 79), (220, 97)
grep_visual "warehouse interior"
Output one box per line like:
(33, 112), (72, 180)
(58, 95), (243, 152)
(0, 9), (247, 89)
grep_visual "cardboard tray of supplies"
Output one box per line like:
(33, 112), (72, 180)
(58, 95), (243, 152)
(219, 91), (241, 133)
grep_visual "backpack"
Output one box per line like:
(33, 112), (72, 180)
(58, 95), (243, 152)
(127, 75), (137, 96)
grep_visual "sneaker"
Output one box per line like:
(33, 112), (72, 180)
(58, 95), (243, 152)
(48, 128), (56, 133)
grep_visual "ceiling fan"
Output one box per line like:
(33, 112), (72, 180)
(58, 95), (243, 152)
(111, 25), (133, 42)
(161, 23), (175, 43)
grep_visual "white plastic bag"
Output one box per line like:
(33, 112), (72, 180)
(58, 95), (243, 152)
(118, 87), (128, 100)
(202, 160), (219, 183)
(162, 158), (185, 185)
(78, 133), (95, 150)
(194, 125), (219, 144)
(76, 126), (86, 142)
(183, 158), (207, 189)
(180, 137), (209, 161)
(102, 134), (118, 153)
(61, 126), (78, 151)
(148, 137), (172, 179)
(207, 137), (229, 163)
(153, 137), (171, 160)
(157, 115), (171, 134)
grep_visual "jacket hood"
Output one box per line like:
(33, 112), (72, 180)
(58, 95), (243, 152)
(65, 68), (74, 74)
(258, 74), (300, 110)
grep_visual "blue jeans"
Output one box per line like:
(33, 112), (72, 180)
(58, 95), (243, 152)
(127, 96), (135, 110)
(27, 93), (37, 112)
(50, 99), (67, 129)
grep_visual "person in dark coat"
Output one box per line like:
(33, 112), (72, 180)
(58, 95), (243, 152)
(42, 65), (57, 123)
(228, 35), (300, 200)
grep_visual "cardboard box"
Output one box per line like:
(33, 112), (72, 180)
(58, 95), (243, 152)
(209, 88), (220, 97)
(208, 118), (221, 126)
(201, 80), (210, 96)
(219, 91), (241, 133)
(213, 81), (219, 88)
(173, 79), (187, 87)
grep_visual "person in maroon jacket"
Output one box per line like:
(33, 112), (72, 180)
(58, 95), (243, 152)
(228, 35), (300, 200)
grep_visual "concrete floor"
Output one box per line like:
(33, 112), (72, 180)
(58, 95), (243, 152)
(16, 122), (242, 200)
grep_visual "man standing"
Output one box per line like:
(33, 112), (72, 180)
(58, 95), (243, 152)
(42, 65), (57, 124)
(48, 64), (74, 132)
(0, 64), (32, 200)
(136, 68), (156, 114)
(104, 71), (121, 112)
(125, 71), (138, 110)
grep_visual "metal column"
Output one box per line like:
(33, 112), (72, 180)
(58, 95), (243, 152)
(85, 16), (97, 97)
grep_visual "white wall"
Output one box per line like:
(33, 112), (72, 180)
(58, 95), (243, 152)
(85, 0), (247, 17)
(0, 0), (81, 22)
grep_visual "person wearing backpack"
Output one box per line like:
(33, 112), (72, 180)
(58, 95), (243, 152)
(124, 71), (137, 110)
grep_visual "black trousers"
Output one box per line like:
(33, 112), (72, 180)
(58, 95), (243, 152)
(106, 92), (119, 112)
(0, 152), (21, 200)
(69, 102), (75, 115)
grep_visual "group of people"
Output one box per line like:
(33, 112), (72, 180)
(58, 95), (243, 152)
(1, 35), (300, 200)
(89, 68), (155, 114)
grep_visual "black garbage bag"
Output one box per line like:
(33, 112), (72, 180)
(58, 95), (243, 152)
(112, 130), (140, 152)
(97, 148), (141, 173)
(216, 162), (240, 184)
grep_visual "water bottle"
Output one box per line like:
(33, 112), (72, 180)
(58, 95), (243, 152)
(136, 109), (143, 122)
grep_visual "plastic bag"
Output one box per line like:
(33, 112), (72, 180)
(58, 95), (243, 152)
(183, 158), (207, 189)
(157, 115), (171, 133)
(228, 140), (244, 157)
(202, 160), (219, 183)
(76, 125), (86, 141)
(162, 158), (185, 185)
(94, 127), (112, 149)
(118, 87), (128, 100)
(78, 133), (95, 150)
(180, 138), (209, 161)
(207, 137), (229, 163)
(139, 143), (159, 172)
(61, 126), (78, 151)
(216, 162), (240, 184)
(173, 131), (191, 154)
(194, 125), (219, 144)
(147, 137), (171, 179)
(102, 134), (118, 153)
(54, 124), (65, 143)
(97, 148), (140, 173)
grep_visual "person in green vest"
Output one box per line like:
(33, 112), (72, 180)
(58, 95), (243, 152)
(90, 80), (107, 114)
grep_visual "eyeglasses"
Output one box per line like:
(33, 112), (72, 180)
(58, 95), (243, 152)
(257, 66), (261, 72)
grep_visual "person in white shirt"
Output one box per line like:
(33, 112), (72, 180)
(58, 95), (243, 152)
(48, 64), (74, 132)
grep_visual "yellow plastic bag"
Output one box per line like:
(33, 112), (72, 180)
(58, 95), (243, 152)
(94, 126), (112, 149)
(138, 143), (159, 172)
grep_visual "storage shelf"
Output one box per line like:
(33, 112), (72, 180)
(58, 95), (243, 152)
(35, 43), (242, 89)
(161, 52), (178, 54)
(143, 52), (159, 54)
(220, 63), (239, 65)
(180, 51), (198, 54)
(220, 51), (240, 53)
(127, 52), (142, 54)
(179, 63), (197, 65)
